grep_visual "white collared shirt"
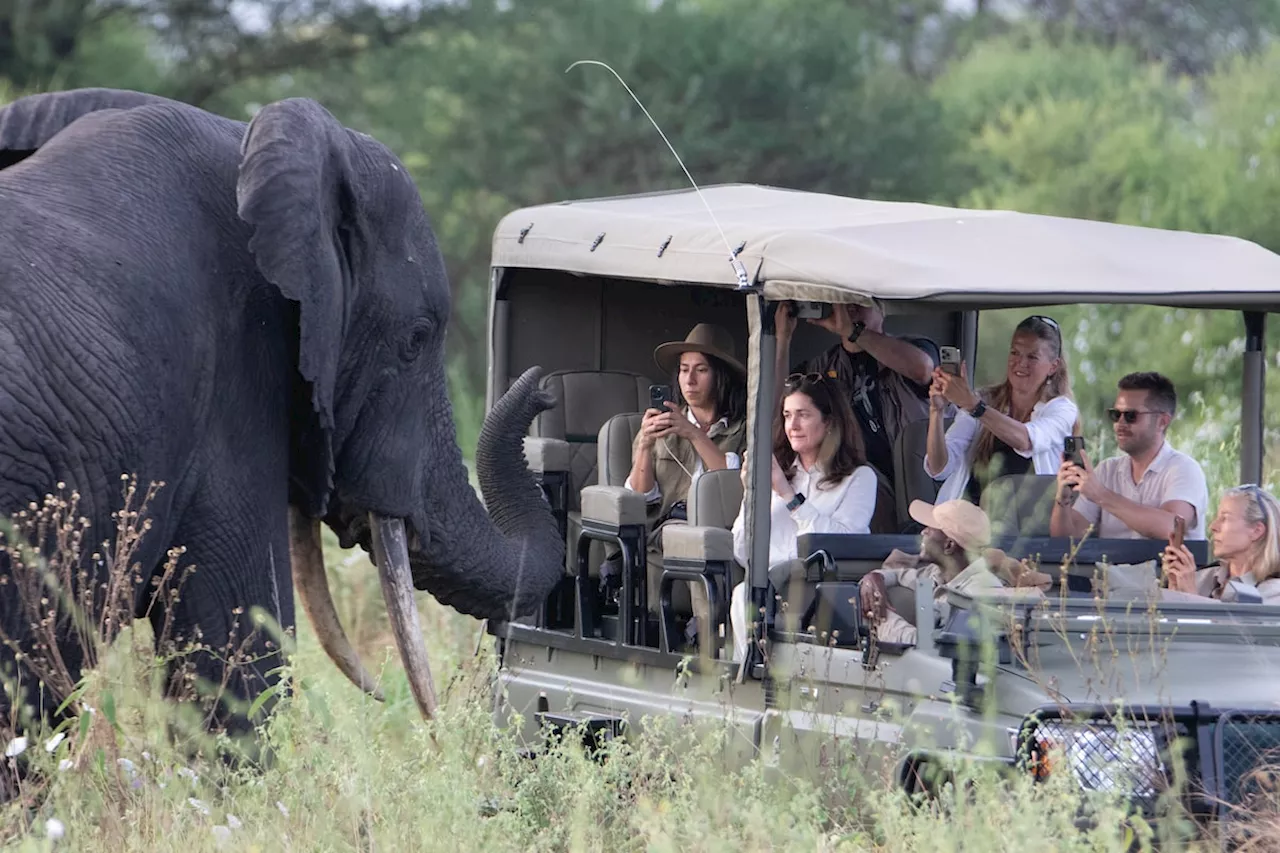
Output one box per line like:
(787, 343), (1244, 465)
(624, 407), (741, 503)
(927, 395), (1079, 504)
(730, 460), (878, 569)
(1072, 440), (1209, 540)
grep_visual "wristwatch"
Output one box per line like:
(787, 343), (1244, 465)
(847, 321), (865, 344)
(968, 400), (987, 418)
(785, 492), (806, 512)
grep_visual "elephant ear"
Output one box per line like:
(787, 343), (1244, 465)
(236, 98), (356, 514)
(0, 88), (182, 169)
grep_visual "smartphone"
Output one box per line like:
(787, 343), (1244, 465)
(939, 346), (962, 376)
(1170, 515), (1186, 550)
(648, 384), (674, 412)
(793, 301), (832, 320)
(1063, 436), (1086, 467)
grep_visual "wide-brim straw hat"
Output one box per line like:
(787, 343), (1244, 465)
(653, 323), (746, 377)
(909, 498), (993, 555)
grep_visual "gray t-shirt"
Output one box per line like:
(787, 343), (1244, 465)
(1072, 441), (1209, 540)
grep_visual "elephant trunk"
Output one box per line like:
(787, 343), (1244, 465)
(408, 366), (565, 622)
(309, 367), (562, 719)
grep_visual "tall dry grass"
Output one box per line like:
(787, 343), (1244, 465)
(0, 476), (1275, 851)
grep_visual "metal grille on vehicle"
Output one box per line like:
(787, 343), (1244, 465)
(1215, 712), (1280, 814)
(1024, 717), (1181, 813)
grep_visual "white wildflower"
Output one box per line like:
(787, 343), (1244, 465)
(141, 750), (152, 762)
(188, 797), (210, 816)
(276, 800), (289, 818)
(176, 766), (199, 786)
(210, 825), (232, 847)
(4, 736), (27, 758)
(225, 814), (242, 830)
(45, 818), (65, 840)
(117, 757), (136, 777)
(58, 758), (73, 772)
(44, 732), (65, 753)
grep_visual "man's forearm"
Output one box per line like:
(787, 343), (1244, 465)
(1091, 489), (1182, 539)
(850, 330), (934, 385)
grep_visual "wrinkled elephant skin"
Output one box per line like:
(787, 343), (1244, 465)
(0, 88), (564, 741)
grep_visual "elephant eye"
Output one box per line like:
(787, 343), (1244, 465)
(399, 321), (434, 363)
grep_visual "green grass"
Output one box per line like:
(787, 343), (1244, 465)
(0, 572), (1172, 853)
(0, 472), (1275, 851)
(0, 537), (1257, 853)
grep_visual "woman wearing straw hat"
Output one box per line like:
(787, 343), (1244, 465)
(624, 323), (748, 643)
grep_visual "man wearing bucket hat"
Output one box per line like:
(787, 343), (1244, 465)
(622, 323), (748, 642)
(859, 498), (1052, 645)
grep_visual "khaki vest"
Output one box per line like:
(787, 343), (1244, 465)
(633, 410), (748, 527)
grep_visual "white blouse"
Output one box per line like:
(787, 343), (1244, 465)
(731, 460), (878, 570)
(926, 395), (1079, 504)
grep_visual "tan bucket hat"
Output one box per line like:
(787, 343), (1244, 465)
(653, 323), (746, 377)
(909, 499), (992, 555)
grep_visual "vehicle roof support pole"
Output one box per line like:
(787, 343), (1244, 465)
(745, 294), (776, 595)
(1241, 311), (1267, 486)
(486, 267), (510, 414)
(959, 310), (979, 378)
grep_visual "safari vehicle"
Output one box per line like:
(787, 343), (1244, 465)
(480, 183), (1280, 832)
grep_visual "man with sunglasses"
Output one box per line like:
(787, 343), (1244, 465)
(1051, 372), (1208, 541)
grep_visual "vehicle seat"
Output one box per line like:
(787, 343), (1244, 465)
(688, 467), (744, 531)
(981, 474), (1058, 539)
(597, 411), (646, 489)
(570, 410), (648, 582)
(893, 416), (950, 532)
(869, 466), (897, 535)
(663, 468), (747, 621)
(530, 370), (650, 566)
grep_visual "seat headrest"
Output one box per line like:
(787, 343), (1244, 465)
(533, 370), (650, 441)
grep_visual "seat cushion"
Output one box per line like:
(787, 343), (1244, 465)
(598, 412), (646, 488)
(687, 468), (744, 530)
(662, 524), (735, 563)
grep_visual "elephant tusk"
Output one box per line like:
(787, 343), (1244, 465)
(288, 507), (385, 701)
(370, 513), (438, 721)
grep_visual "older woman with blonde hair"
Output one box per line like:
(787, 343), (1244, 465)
(1162, 483), (1280, 604)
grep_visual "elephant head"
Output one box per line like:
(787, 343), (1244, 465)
(0, 89), (566, 720)
(234, 98), (566, 716)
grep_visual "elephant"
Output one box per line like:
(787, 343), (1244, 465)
(0, 87), (564, 744)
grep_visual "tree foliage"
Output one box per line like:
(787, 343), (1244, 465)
(5, 0), (1280, 485)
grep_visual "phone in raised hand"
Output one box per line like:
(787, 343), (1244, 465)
(939, 346), (963, 376)
(648, 384), (674, 412)
(1063, 435), (1086, 468)
(1170, 515), (1186, 550)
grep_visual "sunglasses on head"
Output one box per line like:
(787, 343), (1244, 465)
(784, 372), (824, 391)
(1019, 314), (1062, 340)
(1107, 408), (1161, 424)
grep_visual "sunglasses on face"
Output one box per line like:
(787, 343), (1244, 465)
(1107, 408), (1161, 424)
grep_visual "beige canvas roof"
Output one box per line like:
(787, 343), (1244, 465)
(491, 183), (1280, 309)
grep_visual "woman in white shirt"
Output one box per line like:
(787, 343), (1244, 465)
(925, 315), (1079, 506)
(728, 373), (878, 659)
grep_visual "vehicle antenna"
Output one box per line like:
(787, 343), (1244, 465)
(565, 59), (752, 290)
